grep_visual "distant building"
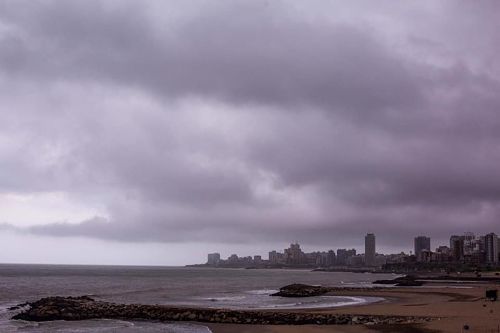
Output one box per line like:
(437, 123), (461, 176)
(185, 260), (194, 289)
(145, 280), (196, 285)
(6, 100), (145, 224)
(450, 235), (464, 261)
(327, 250), (336, 266)
(253, 255), (262, 264)
(385, 252), (409, 264)
(374, 253), (387, 266)
(419, 249), (433, 263)
(227, 254), (239, 264)
(269, 251), (285, 264)
(463, 232), (476, 255)
(207, 253), (220, 266)
(310, 250), (335, 267)
(414, 236), (431, 261)
(241, 256), (253, 264)
(336, 248), (356, 266)
(318, 252), (329, 266)
(434, 246), (451, 262)
(436, 246), (450, 255)
(268, 251), (278, 264)
(478, 236), (486, 253)
(284, 242), (306, 265)
(347, 254), (364, 267)
(463, 251), (486, 266)
(450, 235), (462, 251)
(365, 233), (376, 266)
(485, 233), (499, 264)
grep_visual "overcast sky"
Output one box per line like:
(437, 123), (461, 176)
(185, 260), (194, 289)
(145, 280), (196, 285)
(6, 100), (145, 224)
(1, 0), (499, 265)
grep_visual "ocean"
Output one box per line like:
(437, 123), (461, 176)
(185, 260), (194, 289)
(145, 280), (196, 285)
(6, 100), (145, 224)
(0, 264), (393, 332)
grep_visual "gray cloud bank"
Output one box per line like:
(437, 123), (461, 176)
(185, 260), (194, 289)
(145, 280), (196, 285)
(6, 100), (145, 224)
(1, 0), (500, 250)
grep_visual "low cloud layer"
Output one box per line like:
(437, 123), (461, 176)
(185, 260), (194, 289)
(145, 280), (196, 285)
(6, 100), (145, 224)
(1, 1), (500, 260)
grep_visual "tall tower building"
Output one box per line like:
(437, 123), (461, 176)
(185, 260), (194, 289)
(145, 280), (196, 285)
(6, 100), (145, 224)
(485, 233), (499, 264)
(450, 235), (462, 251)
(414, 236), (431, 261)
(450, 236), (464, 262)
(463, 232), (476, 255)
(365, 233), (376, 266)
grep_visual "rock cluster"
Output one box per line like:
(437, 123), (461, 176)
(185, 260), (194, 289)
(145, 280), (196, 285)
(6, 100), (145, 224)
(270, 284), (330, 297)
(270, 283), (388, 297)
(373, 275), (424, 286)
(11, 296), (434, 326)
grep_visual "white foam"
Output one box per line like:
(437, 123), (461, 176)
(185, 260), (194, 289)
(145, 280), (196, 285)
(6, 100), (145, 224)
(245, 289), (278, 295)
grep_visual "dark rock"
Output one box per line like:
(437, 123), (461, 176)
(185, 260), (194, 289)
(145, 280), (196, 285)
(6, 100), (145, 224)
(395, 280), (424, 287)
(486, 289), (497, 301)
(373, 275), (424, 286)
(270, 283), (329, 297)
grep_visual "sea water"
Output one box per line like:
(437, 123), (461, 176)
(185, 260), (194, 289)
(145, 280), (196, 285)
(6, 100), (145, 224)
(0, 264), (392, 332)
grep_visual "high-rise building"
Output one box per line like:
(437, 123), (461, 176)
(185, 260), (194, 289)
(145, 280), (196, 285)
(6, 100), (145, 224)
(450, 235), (464, 261)
(414, 236), (431, 261)
(463, 232), (476, 255)
(450, 235), (462, 250)
(485, 233), (499, 264)
(365, 233), (376, 266)
(327, 250), (336, 266)
(268, 251), (277, 263)
(207, 253), (221, 266)
(284, 242), (305, 265)
(478, 236), (486, 253)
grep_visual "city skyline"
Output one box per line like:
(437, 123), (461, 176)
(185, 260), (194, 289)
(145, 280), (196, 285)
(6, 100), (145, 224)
(201, 230), (500, 267)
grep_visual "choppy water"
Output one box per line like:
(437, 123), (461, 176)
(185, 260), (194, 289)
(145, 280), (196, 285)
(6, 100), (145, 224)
(0, 264), (393, 332)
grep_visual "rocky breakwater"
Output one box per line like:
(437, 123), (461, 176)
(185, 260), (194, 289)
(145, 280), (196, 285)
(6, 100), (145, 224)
(373, 275), (424, 287)
(270, 284), (330, 297)
(270, 283), (387, 297)
(11, 295), (434, 326)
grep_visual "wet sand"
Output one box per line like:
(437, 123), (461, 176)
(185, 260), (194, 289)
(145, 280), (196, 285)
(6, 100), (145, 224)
(206, 284), (500, 333)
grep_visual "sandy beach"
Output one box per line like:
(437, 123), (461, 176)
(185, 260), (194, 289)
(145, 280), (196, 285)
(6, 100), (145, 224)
(207, 284), (500, 333)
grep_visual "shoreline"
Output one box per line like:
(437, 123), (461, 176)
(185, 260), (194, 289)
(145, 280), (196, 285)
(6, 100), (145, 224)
(205, 284), (499, 333)
(8, 275), (500, 333)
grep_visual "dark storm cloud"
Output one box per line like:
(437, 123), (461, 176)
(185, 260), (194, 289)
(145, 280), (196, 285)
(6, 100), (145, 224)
(0, 1), (422, 118)
(1, 0), (500, 251)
